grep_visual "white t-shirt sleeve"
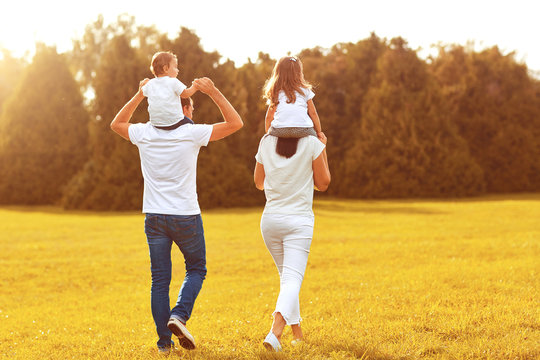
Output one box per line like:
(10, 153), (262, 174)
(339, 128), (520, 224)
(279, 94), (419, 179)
(304, 88), (315, 101)
(128, 123), (145, 145)
(173, 78), (188, 96)
(255, 135), (267, 164)
(141, 83), (149, 97)
(311, 136), (325, 160)
(190, 124), (213, 147)
(142, 81), (152, 97)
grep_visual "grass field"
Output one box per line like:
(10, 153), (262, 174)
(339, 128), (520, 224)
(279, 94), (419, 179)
(0, 195), (539, 359)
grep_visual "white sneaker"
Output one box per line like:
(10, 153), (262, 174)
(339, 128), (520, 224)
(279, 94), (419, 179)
(167, 318), (196, 350)
(263, 331), (282, 352)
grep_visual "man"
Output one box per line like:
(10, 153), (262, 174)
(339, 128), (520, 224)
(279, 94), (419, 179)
(110, 77), (243, 354)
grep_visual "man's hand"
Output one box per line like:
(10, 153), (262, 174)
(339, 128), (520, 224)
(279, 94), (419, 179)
(190, 80), (200, 90)
(139, 78), (150, 94)
(193, 77), (217, 96)
(195, 77), (243, 142)
(111, 84), (146, 141)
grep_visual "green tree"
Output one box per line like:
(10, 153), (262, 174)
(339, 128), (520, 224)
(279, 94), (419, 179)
(298, 34), (387, 197)
(70, 14), (160, 97)
(341, 38), (484, 198)
(62, 35), (147, 210)
(431, 45), (540, 192)
(0, 46), (88, 204)
(0, 49), (26, 114)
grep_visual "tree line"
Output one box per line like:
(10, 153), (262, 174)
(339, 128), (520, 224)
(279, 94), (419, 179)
(0, 15), (539, 210)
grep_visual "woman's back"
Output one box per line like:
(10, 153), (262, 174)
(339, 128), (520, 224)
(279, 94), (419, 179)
(255, 135), (325, 216)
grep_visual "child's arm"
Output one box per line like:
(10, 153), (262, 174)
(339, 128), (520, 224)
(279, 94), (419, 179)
(181, 84), (198, 98)
(307, 99), (322, 134)
(264, 105), (276, 132)
(140, 78), (150, 96)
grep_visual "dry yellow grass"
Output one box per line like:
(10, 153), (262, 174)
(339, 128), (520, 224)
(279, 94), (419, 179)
(0, 195), (539, 359)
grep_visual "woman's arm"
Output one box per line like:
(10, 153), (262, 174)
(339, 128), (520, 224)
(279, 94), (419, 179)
(264, 106), (276, 132)
(307, 99), (322, 134)
(254, 162), (265, 190)
(313, 132), (331, 191)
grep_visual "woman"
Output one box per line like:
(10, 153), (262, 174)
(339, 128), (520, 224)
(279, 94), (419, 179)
(254, 132), (331, 351)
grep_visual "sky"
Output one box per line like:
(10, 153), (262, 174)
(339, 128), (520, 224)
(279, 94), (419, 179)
(1, 0), (539, 73)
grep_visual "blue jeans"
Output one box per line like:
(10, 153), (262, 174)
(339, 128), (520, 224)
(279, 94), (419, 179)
(144, 213), (207, 349)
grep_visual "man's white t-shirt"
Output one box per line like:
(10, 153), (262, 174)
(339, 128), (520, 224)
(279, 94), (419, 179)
(271, 87), (315, 128)
(255, 135), (325, 216)
(129, 122), (212, 215)
(142, 77), (187, 127)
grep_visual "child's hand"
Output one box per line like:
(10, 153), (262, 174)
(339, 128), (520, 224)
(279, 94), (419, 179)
(317, 131), (327, 144)
(139, 78), (150, 92)
(193, 77), (216, 95)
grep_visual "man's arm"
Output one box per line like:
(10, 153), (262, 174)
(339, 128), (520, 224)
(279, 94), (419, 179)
(194, 78), (243, 142)
(110, 79), (148, 140)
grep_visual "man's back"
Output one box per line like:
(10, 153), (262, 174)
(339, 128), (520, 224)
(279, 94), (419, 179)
(129, 122), (212, 215)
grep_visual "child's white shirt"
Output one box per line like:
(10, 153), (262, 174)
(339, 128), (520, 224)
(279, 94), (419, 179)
(271, 87), (315, 128)
(142, 76), (187, 127)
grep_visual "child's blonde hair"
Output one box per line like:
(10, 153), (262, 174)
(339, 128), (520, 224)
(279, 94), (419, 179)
(263, 56), (312, 108)
(150, 51), (177, 76)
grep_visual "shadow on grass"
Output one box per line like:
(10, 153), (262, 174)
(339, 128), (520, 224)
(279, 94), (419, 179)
(313, 192), (540, 215)
(2, 193), (538, 217)
(314, 201), (447, 215)
(439, 192), (540, 203)
(0, 204), (264, 217)
(0, 205), (141, 217)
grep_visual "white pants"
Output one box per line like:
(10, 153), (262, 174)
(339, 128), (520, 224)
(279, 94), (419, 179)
(261, 213), (314, 325)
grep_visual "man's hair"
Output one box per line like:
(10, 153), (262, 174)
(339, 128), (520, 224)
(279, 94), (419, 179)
(150, 51), (176, 76)
(275, 137), (299, 158)
(181, 97), (192, 109)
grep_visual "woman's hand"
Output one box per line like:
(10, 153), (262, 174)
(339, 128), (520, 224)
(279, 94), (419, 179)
(317, 131), (327, 145)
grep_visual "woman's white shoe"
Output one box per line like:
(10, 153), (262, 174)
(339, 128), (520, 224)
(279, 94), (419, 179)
(263, 331), (282, 351)
(291, 339), (303, 346)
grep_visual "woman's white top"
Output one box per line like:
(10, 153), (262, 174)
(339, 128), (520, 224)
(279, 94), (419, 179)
(255, 135), (325, 216)
(271, 87), (315, 128)
(142, 76), (187, 127)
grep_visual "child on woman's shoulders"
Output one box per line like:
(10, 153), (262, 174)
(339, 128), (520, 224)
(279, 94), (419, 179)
(263, 56), (323, 140)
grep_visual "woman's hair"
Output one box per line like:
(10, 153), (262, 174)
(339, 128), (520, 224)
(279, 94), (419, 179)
(150, 51), (176, 76)
(275, 137), (300, 158)
(263, 56), (312, 108)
